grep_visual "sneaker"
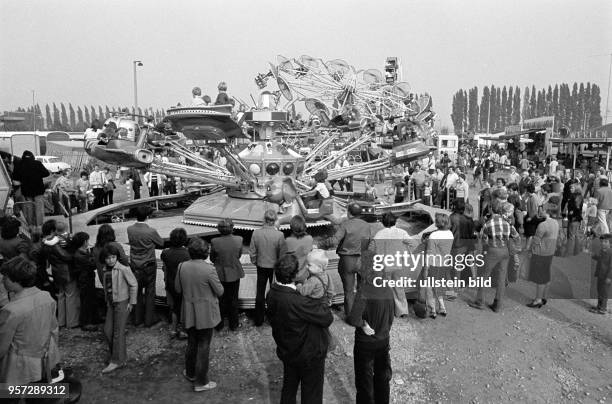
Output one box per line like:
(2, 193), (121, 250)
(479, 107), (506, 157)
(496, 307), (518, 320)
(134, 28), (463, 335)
(182, 369), (195, 382)
(102, 363), (120, 374)
(596, 309), (607, 315)
(194, 381), (217, 392)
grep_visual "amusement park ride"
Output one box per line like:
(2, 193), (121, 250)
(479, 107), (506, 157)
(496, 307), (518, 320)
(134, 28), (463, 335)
(85, 56), (436, 230)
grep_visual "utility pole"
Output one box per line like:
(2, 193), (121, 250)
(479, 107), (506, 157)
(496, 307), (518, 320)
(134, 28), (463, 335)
(32, 90), (36, 131)
(605, 53), (612, 125)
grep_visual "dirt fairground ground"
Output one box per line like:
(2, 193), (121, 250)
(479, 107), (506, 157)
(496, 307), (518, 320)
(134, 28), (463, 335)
(55, 170), (612, 403)
(59, 284), (612, 404)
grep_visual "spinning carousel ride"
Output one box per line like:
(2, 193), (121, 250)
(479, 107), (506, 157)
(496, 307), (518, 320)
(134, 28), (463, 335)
(86, 57), (434, 229)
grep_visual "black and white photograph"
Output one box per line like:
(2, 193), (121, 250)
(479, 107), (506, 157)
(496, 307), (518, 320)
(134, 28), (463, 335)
(0, 0), (611, 403)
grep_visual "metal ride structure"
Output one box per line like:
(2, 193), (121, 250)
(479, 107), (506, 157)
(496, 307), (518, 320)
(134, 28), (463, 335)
(254, 55), (436, 135)
(85, 57), (434, 230)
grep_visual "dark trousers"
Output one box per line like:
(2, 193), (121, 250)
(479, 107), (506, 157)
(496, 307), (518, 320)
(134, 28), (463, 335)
(255, 266), (274, 326)
(104, 189), (114, 205)
(80, 281), (100, 326)
(149, 181), (159, 196)
(133, 184), (141, 200)
(92, 187), (105, 209)
(281, 357), (326, 404)
(354, 343), (392, 404)
(133, 261), (157, 326)
(338, 255), (361, 316)
(218, 280), (240, 330)
(185, 327), (213, 385)
(597, 278), (610, 310)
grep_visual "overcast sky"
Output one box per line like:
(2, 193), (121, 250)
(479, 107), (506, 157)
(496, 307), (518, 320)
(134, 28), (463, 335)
(1, 0), (610, 127)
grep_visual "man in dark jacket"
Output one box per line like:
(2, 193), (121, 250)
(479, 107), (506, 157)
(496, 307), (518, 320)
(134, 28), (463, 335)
(127, 206), (164, 327)
(347, 248), (395, 404)
(267, 254), (333, 404)
(318, 203), (374, 318)
(11, 150), (49, 227)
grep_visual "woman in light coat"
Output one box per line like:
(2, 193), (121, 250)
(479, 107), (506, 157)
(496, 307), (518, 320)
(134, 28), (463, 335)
(176, 238), (224, 392)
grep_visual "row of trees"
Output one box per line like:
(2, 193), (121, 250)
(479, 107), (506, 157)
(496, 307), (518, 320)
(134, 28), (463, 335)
(4, 104), (169, 132)
(451, 82), (603, 134)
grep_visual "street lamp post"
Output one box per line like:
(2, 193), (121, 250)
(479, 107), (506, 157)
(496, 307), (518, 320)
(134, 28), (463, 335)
(133, 60), (143, 116)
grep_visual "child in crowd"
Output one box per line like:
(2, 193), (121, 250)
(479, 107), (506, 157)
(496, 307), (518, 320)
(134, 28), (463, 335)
(591, 234), (612, 315)
(586, 197), (599, 235)
(76, 171), (90, 212)
(101, 243), (138, 373)
(364, 176), (377, 201)
(55, 221), (71, 248)
(70, 232), (100, 331)
(297, 249), (334, 305)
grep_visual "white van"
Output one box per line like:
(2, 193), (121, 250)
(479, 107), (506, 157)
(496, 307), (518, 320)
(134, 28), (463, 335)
(436, 133), (459, 162)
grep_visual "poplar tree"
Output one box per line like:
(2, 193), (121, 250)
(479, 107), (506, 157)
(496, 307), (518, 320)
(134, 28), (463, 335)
(69, 104), (76, 130)
(45, 104), (52, 130)
(60, 103), (69, 130)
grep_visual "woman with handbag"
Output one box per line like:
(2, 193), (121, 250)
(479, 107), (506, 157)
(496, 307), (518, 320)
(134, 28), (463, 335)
(526, 205), (559, 308)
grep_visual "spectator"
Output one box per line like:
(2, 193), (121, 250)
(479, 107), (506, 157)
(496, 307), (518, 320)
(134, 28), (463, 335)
(175, 238), (224, 392)
(249, 210), (287, 326)
(450, 199), (476, 291)
(100, 243), (137, 374)
(318, 203), (374, 318)
(595, 178), (612, 234)
(92, 224), (130, 285)
(11, 150), (49, 227)
(89, 165), (107, 209)
(267, 254), (333, 404)
(285, 215), (314, 283)
(76, 171), (90, 212)
(372, 213), (417, 317)
(454, 174), (469, 204)
(565, 183), (584, 256)
(425, 213), (454, 318)
(41, 219), (79, 328)
(0, 256), (60, 384)
(469, 200), (519, 312)
(53, 169), (78, 213)
(161, 228), (191, 339)
(127, 206), (164, 327)
(347, 245), (395, 404)
(103, 167), (115, 205)
(144, 172), (165, 197)
(591, 234), (612, 314)
(210, 219), (244, 331)
(526, 205), (559, 308)
(70, 232), (100, 331)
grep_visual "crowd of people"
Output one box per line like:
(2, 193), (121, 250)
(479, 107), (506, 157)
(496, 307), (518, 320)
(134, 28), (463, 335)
(1, 138), (611, 403)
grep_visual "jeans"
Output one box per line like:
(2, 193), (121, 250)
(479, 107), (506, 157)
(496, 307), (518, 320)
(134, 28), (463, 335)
(255, 267), (274, 326)
(23, 195), (44, 227)
(338, 255), (361, 316)
(104, 189), (114, 205)
(104, 300), (129, 364)
(133, 261), (157, 326)
(354, 343), (392, 404)
(565, 221), (582, 256)
(218, 280), (240, 330)
(185, 327), (213, 385)
(389, 269), (408, 316)
(476, 247), (509, 309)
(280, 357), (326, 404)
(57, 279), (80, 328)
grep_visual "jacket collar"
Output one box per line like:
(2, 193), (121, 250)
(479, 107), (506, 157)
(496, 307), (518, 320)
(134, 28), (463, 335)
(43, 236), (60, 246)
